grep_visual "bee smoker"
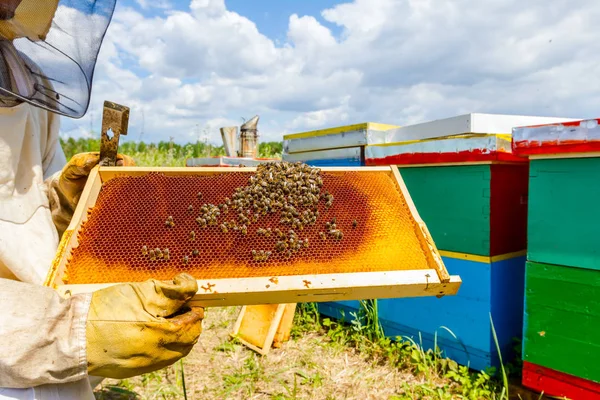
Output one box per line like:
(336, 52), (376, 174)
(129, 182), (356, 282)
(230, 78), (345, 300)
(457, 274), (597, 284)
(238, 115), (259, 158)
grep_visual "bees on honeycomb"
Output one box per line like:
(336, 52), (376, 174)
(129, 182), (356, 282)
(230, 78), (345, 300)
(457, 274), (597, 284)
(150, 161), (352, 266)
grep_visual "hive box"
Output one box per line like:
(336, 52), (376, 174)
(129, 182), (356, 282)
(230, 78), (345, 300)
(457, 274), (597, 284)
(383, 113), (580, 144)
(319, 253), (526, 371)
(522, 261), (600, 399)
(366, 134), (521, 165)
(282, 122), (398, 154)
(512, 117), (600, 156)
(282, 147), (364, 166)
(398, 163), (529, 257)
(526, 153), (600, 271)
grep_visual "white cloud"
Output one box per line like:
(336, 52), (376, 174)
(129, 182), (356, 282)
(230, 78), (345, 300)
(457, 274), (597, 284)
(61, 0), (600, 146)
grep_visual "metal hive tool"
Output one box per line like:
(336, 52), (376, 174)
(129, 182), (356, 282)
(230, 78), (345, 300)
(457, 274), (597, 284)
(46, 163), (462, 307)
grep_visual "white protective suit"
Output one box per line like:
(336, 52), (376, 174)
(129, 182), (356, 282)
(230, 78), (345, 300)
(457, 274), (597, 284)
(0, 102), (100, 399)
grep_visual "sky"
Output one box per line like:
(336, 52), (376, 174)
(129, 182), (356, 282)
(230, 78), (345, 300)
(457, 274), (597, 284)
(59, 0), (600, 145)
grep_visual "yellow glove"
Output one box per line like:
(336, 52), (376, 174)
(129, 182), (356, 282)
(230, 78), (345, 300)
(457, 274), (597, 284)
(48, 151), (135, 237)
(86, 273), (204, 379)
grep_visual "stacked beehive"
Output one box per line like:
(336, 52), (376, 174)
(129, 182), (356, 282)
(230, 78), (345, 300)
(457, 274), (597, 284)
(290, 113), (578, 372)
(512, 119), (600, 399)
(282, 123), (399, 166)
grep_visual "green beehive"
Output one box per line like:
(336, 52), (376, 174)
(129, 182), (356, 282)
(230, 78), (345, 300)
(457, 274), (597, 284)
(527, 157), (600, 271)
(523, 261), (600, 383)
(399, 163), (528, 257)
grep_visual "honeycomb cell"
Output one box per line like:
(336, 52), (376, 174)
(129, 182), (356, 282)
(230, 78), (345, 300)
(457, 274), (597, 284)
(63, 163), (438, 284)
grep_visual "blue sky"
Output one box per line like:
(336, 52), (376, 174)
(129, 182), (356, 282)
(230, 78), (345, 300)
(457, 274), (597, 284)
(59, 0), (600, 145)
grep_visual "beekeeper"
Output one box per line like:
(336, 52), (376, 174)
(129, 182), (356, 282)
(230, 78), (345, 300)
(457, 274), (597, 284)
(0, 1), (204, 399)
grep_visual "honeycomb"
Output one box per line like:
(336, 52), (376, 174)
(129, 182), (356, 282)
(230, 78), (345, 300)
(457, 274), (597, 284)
(62, 163), (438, 284)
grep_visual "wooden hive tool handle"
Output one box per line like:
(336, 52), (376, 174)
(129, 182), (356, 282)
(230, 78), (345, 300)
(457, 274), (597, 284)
(99, 101), (130, 167)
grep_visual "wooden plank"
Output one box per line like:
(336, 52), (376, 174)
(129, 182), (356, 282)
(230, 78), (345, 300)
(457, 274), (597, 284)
(57, 269), (461, 307)
(523, 261), (600, 383)
(273, 303), (297, 348)
(528, 158), (600, 271)
(97, 165), (392, 182)
(53, 269), (461, 307)
(523, 361), (600, 400)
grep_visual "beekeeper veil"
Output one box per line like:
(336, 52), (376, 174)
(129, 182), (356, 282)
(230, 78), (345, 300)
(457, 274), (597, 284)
(0, 0), (116, 118)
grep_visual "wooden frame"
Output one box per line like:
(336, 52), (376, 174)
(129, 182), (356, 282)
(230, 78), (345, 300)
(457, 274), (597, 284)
(44, 166), (461, 307)
(231, 303), (297, 355)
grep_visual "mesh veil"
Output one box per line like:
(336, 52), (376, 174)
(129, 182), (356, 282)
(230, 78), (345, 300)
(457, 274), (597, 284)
(0, 0), (116, 118)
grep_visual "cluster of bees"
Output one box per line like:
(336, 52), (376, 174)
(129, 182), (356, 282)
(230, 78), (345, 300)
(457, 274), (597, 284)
(143, 161), (352, 265)
(141, 245), (170, 261)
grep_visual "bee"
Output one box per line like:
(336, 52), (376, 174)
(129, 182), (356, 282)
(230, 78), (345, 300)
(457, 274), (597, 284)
(257, 228), (266, 236)
(221, 204), (229, 214)
(220, 223), (228, 233)
(141, 245), (148, 256)
(266, 228), (272, 237)
(163, 248), (170, 261)
(331, 217), (336, 224)
(330, 229), (343, 240)
(149, 249), (156, 261)
(189, 231), (196, 241)
(188, 204), (194, 212)
(325, 222), (331, 230)
(197, 192), (202, 199)
(304, 238), (309, 248)
(240, 224), (248, 235)
(319, 232), (326, 240)
(352, 219), (358, 228)
(331, 223), (337, 230)
(165, 216), (175, 227)
(251, 250), (257, 260)
(196, 217), (207, 228)
(275, 241), (286, 252)
(183, 255), (189, 265)
(192, 249), (199, 257)
(155, 248), (163, 259)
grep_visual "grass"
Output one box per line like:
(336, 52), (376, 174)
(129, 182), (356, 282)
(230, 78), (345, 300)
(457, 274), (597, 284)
(92, 302), (550, 400)
(62, 139), (551, 400)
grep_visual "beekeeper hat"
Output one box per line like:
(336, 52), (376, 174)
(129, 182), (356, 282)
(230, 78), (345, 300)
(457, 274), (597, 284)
(0, 0), (116, 118)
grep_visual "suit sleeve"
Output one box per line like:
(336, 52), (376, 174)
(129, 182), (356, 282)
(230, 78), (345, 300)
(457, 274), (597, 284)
(0, 278), (92, 388)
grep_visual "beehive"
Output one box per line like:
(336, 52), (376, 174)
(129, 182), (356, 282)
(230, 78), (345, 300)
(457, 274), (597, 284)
(45, 163), (461, 307)
(514, 119), (600, 399)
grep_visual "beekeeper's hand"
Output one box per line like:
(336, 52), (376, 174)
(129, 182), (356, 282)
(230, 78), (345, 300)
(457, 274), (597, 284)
(86, 273), (204, 379)
(47, 151), (135, 237)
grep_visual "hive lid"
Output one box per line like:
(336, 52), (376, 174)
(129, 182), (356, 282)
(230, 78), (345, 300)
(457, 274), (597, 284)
(283, 123), (399, 154)
(45, 164), (461, 307)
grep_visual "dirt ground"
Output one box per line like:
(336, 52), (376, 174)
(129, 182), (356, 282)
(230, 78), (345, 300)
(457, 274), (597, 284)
(94, 306), (432, 400)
